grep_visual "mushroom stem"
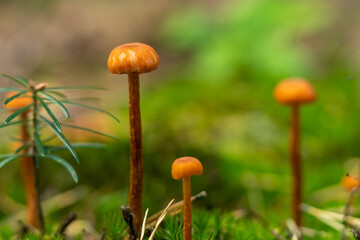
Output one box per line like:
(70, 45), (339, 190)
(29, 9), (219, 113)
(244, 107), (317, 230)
(182, 176), (192, 240)
(20, 112), (43, 230)
(128, 72), (143, 233)
(290, 104), (301, 226)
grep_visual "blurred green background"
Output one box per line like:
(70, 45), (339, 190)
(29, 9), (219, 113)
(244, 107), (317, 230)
(1, 0), (360, 235)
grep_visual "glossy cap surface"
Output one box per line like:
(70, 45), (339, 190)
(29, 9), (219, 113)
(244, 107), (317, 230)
(108, 42), (159, 74)
(274, 78), (316, 105)
(171, 156), (203, 180)
(4, 91), (33, 110)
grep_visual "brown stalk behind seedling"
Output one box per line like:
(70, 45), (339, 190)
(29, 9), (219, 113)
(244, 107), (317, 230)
(4, 88), (44, 231)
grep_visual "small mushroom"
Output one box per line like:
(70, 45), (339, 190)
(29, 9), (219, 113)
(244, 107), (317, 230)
(342, 174), (360, 191)
(171, 156), (203, 240)
(274, 77), (316, 227)
(107, 43), (159, 232)
(4, 91), (43, 229)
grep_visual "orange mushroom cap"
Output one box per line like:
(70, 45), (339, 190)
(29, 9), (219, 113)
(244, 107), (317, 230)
(341, 175), (360, 191)
(274, 78), (316, 105)
(171, 156), (203, 180)
(4, 91), (33, 111)
(107, 42), (159, 74)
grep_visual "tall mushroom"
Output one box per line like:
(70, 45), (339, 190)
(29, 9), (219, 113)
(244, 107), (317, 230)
(107, 43), (159, 232)
(4, 91), (43, 229)
(171, 156), (203, 240)
(274, 77), (316, 227)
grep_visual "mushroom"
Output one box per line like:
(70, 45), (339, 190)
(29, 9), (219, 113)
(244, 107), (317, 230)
(342, 174), (360, 192)
(107, 43), (159, 232)
(171, 156), (203, 240)
(4, 91), (43, 229)
(341, 173), (359, 235)
(274, 77), (316, 227)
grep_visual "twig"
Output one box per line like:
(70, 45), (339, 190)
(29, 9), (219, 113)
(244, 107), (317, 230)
(121, 206), (136, 240)
(351, 227), (360, 240)
(17, 220), (29, 239)
(57, 212), (77, 235)
(100, 228), (107, 240)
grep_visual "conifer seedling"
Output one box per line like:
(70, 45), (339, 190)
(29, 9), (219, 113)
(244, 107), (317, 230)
(0, 74), (119, 232)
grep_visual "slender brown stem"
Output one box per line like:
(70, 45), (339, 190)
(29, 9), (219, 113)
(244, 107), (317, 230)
(290, 105), (301, 227)
(128, 72), (143, 233)
(183, 176), (192, 240)
(342, 189), (357, 240)
(19, 112), (43, 230)
(31, 90), (45, 233)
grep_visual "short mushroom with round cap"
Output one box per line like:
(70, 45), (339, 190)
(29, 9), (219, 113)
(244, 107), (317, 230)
(108, 42), (159, 233)
(274, 77), (316, 227)
(172, 156), (203, 240)
(342, 174), (360, 192)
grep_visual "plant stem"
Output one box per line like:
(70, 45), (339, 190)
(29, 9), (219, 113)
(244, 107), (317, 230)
(290, 105), (301, 227)
(342, 189), (357, 240)
(183, 176), (192, 240)
(31, 91), (44, 232)
(128, 72), (143, 233)
(20, 112), (39, 229)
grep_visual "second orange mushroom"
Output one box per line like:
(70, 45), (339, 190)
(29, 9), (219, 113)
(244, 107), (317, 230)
(274, 77), (316, 227)
(172, 156), (203, 240)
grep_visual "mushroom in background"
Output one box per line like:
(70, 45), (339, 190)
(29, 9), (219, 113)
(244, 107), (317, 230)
(274, 77), (316, 227)
(342, 174), (360, 192)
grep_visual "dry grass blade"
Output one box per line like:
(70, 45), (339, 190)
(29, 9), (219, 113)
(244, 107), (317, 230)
(140, 208), (149, 240)
(146, 191), (206, 224)
(286, 219), (301, 239)
(148, 199), (175, 240)
(300, 226), (331, 238)
(147, 208), (183, 228)
(327, 211), (360, 226)
(301, 204), (344, 231)
(301, 203), (360, 227)
(291, 235), (299, 240)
